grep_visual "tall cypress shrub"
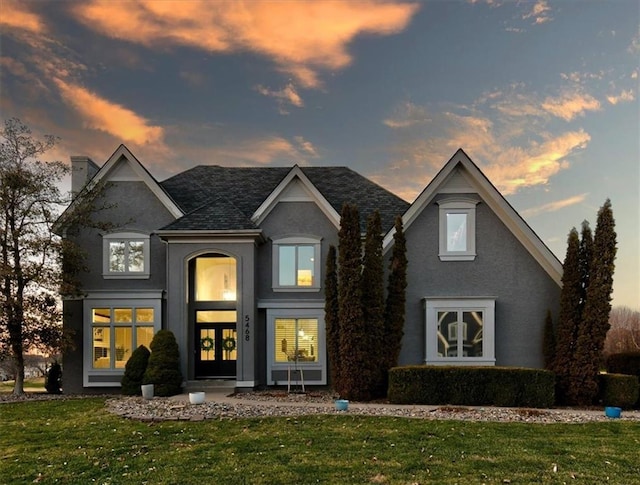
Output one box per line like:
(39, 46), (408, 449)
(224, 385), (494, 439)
(324, 245), (340, 390)
(578, 221), (593, 315)
(571, 199), (617, 405)
(337, 203), (367, 400)
(542, 309), (556, 370)
(143, 330), (183, 397)
(553, 228), (582, 403)
(361, 210), (385, 398)
(383, 216), (407, 382)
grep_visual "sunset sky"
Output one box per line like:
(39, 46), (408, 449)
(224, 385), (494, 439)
(1, 0), (638, 309)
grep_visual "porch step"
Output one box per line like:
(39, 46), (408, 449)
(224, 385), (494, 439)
(184, 380), (236, 393)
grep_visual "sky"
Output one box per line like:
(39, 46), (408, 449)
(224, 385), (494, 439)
(1, 0), (638, 310)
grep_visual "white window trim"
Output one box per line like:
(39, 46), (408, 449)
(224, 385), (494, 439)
(102, 231), (150, 279)
(424, 297), (495, 366)
(271, 236), (321, 292)
(83, 294), (161, 387)
(266, 307), (326, 385)
(437, 198), (479, 261)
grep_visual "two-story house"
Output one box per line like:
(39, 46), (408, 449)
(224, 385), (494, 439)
(59, 145), (562, 394)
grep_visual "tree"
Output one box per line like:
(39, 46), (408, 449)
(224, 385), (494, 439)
(121, 344), (151, 395)
(571, 199), (617, 405)
(0, 118), (68, 395)
(361, 210), (385, 397)
(336, 203), (368, 400)
(604, 306), (640, 356)
(143, 330), (183, 397)
(542, 309), (556, 370)
(578, 221), (593, 315)
(324, 245), (340, 389)
(383, 215), (407, 387)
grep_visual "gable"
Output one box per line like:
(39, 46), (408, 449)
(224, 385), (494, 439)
(384, 149), (563, 285)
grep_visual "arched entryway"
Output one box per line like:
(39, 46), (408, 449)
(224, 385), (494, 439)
(189, 253), (237, 379)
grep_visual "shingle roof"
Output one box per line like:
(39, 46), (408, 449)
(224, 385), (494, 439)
(159, 166), (409, 232)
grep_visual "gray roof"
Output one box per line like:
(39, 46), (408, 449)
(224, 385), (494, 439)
(159, 166), (409, 232)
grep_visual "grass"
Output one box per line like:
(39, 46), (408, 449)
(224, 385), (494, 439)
(1, 399), (639, 484)
(0, 377), (45, 393)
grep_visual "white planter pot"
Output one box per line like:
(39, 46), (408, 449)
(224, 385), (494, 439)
(189, 392), (205, 405)
(141, 384), (154, 400)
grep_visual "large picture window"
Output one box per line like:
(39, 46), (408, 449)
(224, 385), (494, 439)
(424, 298), (495, 365)
(103, 232), (150, 278)
(275, 318), (318, 363)
(84, 293), (162, 386)
(437, 198), (479, 261)
(272, 237), (321, 291)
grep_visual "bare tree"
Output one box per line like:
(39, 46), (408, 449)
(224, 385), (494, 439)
(604, 306), (640, 356)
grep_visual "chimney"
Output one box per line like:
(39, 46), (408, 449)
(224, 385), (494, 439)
(70, 156), (100, 194)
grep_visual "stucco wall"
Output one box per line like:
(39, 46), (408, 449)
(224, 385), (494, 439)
(400, 194), (561, 369)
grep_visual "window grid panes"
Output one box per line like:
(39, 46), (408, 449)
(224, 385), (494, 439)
(109, 240), (145, 273)
(275, 318), (318, 363)
(91, 307), (156, 370)
(437, 310), (483, 358)
(279, 245), (315, 287)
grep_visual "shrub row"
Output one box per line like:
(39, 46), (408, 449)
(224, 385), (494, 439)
(606, 352), (640, 377)
(388, 366), (555, 408)
(598, 373), (639, 409)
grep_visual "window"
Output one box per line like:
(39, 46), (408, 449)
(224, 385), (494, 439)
(275, 318), (318, 363)
(265, 307), (326, 385)
(193, 255), (237, 301)
(437, 198), (479, 261)
(272, 237), (321, 291)
(91, 306), (157, 370)
(83, 293), (162, 386)
(103, 232), (150, 278)
(424, 298), (495, 365)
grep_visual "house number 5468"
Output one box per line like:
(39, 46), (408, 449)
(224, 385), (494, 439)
(244, 315), (250, 341)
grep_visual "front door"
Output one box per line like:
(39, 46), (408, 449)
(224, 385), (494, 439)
(195, 312), (237, 378)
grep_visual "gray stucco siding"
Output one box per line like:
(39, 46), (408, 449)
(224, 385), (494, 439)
(399, 195), (560, 369)
(257, 201), (339, 301)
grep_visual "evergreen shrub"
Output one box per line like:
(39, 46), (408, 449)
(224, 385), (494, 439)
(388, 366), (555, 408)
(606, 352), (640, 377)
(121, 345), (151, 395)
(45, 362), (62, 394)
(598, 373), (639, 409)
(143, 330), (183, 397)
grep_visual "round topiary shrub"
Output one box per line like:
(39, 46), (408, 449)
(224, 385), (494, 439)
(45, 362), (62, 394)
(121, 345), (151, 395)
(143, 330), (183, 397)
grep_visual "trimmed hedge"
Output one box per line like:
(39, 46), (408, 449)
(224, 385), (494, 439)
(143, 330), (183, 397)
(606, 352), (640, 377)
(598, 373), (639, 409)
(388, 366), (555, 408)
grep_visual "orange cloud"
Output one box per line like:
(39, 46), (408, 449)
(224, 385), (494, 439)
(541, 92), (601, 121)
(607, 89), (635, 105)
(383, 102), (431, 128)
(255, 83), (304, 114)
(54, 79), (164, 145)
(520, 193), (589, 218)
(71, 0), (419, 88)
(0, 1), (45, 34)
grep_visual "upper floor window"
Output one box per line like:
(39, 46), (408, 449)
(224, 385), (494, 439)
(272, 237), (321, 291)
(437, 198), (479, 261)
(103, 232), (150, 279)
(193, 254), (237, 302)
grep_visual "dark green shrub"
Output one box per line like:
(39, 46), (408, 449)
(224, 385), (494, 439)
(45, 362), (62, 394)
(598, 373), (639, 409)
(606, 352), (640, 377)
(121, 345), (151, 396)
(388, 366), (555, 408)
(143, 330), (183, 397)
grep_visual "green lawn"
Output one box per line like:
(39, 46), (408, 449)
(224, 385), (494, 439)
(0, 377), (45, 393)
(1, 399), (639, 484)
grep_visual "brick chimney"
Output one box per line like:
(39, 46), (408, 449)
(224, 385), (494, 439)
(70, 156), (100, 194)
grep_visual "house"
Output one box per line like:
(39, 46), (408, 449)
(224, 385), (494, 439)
(59, 145), (562, 393)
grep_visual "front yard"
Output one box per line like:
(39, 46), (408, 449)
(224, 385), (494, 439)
(1, 398), (639, 484)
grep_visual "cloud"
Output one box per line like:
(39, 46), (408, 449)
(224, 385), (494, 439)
(53, 79), (164, 145)
(70, 0), (420, 88)
(293, 136), (319, 158)
(0, 1), (46, 34)
(541, 92), (601, 121)
(202, 135), (313, 166)
(255, 83), (304, 114)
(383, 102), (431, 128)
(520, 193), (589, 218)
(607, 89), (635, 105)
(522, 0), (552, 24)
